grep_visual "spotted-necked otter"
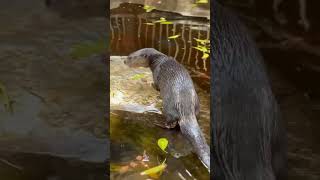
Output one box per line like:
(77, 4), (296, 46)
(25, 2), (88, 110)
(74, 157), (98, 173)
(124, 48), (210, 171)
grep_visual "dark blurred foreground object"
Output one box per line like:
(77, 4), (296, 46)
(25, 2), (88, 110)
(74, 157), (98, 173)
(45, 0), (107, 18)
(211, 1), (287, 179)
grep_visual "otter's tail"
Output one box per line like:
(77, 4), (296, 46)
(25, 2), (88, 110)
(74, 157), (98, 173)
(179, 115), (210, 172)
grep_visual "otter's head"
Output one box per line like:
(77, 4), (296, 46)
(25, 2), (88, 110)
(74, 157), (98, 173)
(124, 48), (164, 68)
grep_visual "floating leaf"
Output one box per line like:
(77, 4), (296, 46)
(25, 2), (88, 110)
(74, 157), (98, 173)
(155, 17), (167, 23)
(191, 3), (198, 8)
(131, 73), (145, 80)
(168, 34), (180, 39)
(143, 5), (156, 12)
(193, 46), (209, 53)
(157, 138), (168, 153)
(194, 38), (210, 45)
(202, 52), (209, 60)
(140, 160), (167, 176)
(196, 0), (209, 4)
(160, 21), (173, 25)
(144, 22), (155, 26)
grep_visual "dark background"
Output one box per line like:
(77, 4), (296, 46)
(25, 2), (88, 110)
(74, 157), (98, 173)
(219, 0), (320, 179)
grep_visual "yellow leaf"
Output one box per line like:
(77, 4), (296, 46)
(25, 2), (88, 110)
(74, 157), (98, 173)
(168, 34), (180, 39)
(131, 73), (145, 80)
(202, 53), (209, 60)
(143, 5), (156, 12)
(196, 0), (208, 4)
(194, 38), (210, 45)
(140, 161), (167, 176)
(155, 17), (167, 23)
(193, 46), (208, 53)
(157, 138), (168, 153)
(160, 21), (173, 25)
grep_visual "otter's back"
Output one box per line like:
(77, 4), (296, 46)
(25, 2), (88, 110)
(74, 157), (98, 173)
(156, 59), (199, 116)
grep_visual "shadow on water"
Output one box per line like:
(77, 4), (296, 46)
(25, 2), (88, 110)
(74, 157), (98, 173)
(110, 3), (210, 179)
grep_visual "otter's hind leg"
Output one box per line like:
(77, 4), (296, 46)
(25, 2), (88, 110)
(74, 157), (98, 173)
(154, 101), (179, 129)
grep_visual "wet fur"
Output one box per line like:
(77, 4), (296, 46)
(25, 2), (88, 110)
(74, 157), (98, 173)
(125, 48), (210, 170)
(211, 2), (287, 180)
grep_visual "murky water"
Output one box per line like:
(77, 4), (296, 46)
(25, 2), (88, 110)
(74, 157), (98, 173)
(265, 50), (320, 180)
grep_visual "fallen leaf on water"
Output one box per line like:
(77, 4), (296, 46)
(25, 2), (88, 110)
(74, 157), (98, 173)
(140, 160), (167, 176)
(145, 22), (155, 26)
(194, 38), (210, 45)
(155, 17), (167, 23)
(193, 46), (209, 53)
(160, 21), (173, 25)
(202, 52), (210, 60)
(168, 34), (180, 39)
(157, 138), (168, 153)
(196, 0), (209, 4)
(143, 5), (156, 12)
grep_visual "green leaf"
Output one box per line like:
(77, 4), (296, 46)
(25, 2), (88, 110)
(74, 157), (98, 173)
(157, 138), (168, 153)
(168, 34), (180, 39)
(140, 160), (167, 176)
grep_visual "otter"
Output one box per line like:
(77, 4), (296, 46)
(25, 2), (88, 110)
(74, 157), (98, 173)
(124, 48), (210, 171)
(211, 1), (287, 179)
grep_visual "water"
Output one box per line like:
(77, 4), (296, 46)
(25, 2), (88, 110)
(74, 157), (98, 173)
(110, 2), (210, 90)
